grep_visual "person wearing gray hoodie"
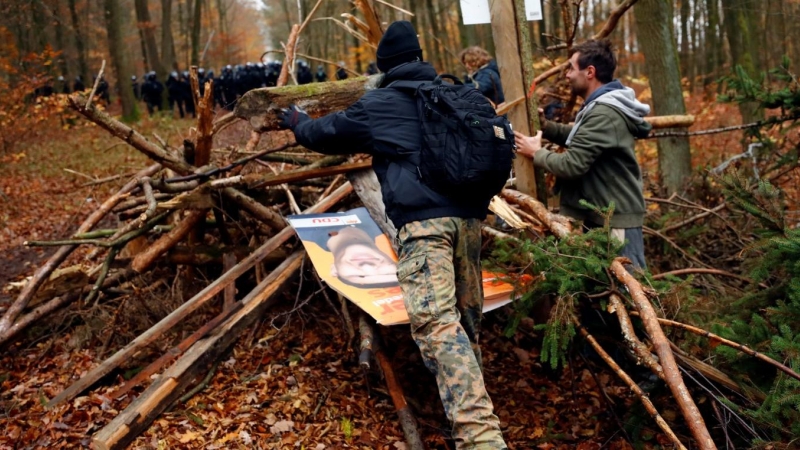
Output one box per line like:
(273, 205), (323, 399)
(515, 39), (652, 269)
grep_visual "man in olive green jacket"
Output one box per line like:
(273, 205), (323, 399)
(515, 39), (651, 268)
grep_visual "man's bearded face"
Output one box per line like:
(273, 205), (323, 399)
(566, 52), (590, 99)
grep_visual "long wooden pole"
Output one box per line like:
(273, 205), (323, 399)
(610, 258), (716, 450)
(575, 319), (688, 449)
(369, 319), (425, 450)
(47, 182), (353, 408)
(489, 0), (537, 199)
(93, 251), (306, 450)
(511, 0), (547, 203)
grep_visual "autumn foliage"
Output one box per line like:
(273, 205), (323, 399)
(0, 34), (81, 155)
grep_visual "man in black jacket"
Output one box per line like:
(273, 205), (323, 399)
(278, 21), (507, 450)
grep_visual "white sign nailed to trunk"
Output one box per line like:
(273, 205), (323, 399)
(460, 0), (542, 25)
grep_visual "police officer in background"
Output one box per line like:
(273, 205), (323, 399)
(56, 76), (71, 94)
(315, 64), (328, 83)
(265, 61), (281, 87)
(296, 60), (313, 85)
(180, 71), (195, 118)
(166, 71), (184, 118)
(95, 75), (110, 104)
(335, 61), (348, 80)
(73, 76), (86, 92)
(132, 75), (141, 101)
(220, 65), (236, 110)
(141, 72), (164, 115)
(208, 69), (225, 109)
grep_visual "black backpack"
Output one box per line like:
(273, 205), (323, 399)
(389, 74), (515, 204)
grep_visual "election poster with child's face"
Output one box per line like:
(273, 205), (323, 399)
(288, 207), (516, 325)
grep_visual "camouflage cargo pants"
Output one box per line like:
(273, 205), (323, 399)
(397, 217), (507, 450)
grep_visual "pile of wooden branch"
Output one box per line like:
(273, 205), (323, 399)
(0, 70), (391, 449)
(485, 188), (800, 450)
(3, 2), (792, 448)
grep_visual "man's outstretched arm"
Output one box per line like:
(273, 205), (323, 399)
(281, 101), (374, 155)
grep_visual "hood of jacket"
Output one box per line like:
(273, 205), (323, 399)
(379, 61), (437, 87)
(565, 80), (652, 144)
(591, 81), (652, 139)
(485, 60), (501, 76)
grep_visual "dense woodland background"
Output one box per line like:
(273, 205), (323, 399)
(4, 0), (800, 192)
(2, 0), (800, 449)
(3, 0), (799, 95)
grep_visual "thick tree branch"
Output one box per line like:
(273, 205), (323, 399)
(501, 189), (572, 238)
(68, 93), (194, 174)
(610, 258), (715, 450)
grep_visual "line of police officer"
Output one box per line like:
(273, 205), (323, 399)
(131, 59), (375, 116)
(36, 59), (377, 116)
(40, 75), (108, 102)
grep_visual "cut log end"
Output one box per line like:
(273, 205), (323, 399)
(233, 75), (382, 132)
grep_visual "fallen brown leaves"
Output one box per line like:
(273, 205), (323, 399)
(0, 290), (655, 449)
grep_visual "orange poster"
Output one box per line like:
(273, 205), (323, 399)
(288, 207), (515, 326)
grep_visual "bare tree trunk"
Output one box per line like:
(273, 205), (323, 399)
(138, 27), (150, 70)
(703, 0), (720, 89)
(690, 0), (700, 92)
(135, 0), (167, 108)
(408, 0), (427, 62)
(458, 7), (477, 48)
(351, 32), (362, 74)
(53, 1), (70, 77)
(720, 0), (763, 123)
(68, 0), (90, 88)
(766, 0), (785, 75)
(178, 0), (186, 67)
(792, 2), (800, 70)
(214, 0), (226, 65)
(422, 0), (443, 71)
(634, 0), (692, 195)
(190, 0), (201, 66)
(161, 0), (177, 70)
(30, 1), (48, 53)
(679, 0), (690, 84)
(104, 0), (140, 121)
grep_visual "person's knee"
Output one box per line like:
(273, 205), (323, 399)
(412, 308), (461, 337)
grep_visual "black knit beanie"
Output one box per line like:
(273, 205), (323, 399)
(376, 21), (423, 73)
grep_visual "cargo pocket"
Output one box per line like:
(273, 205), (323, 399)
(397, 254), (438, 331)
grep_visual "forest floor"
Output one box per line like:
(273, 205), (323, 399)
(0, 91), (761, 449)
